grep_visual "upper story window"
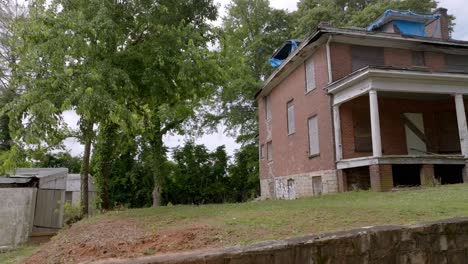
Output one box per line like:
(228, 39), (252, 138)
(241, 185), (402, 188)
(267, 141), (273, 161)
(308, 116), (320, 157)
(351, 45), (384, 72)
(412, 51), (425, 67)
(305, 57), (316, 92)
(446, 54), (468, 72)
(287, 100), (295, 135)
(260, 144), (265, 159)
(265, 95), (272, 120)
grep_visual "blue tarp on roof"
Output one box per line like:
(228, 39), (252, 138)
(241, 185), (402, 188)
(269, 40), (300, 68)
(367, 9), (440, 36)
(392, 20), (427, 36)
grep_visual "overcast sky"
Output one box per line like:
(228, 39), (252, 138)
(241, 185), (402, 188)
(64, 0), (468, 157)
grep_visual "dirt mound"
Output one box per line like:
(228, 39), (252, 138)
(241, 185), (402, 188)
(24, 219), (223, 264)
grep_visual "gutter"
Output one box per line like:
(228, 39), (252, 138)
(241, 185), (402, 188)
(326, 35), (333, 83)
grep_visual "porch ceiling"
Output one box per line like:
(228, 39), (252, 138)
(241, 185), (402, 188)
(327, 66), (468, 106)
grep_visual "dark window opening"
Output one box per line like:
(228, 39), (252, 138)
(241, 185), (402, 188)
(437, 111), (461, 154)
(353, 106), (372, 152)
(351, 45), (384, 72)
(434, 165), (464, 185)
(345, 167), (371, 191)
(446, 54), (468, 72)
(392, 164), (421, 187)
(412, 51), (425, 66)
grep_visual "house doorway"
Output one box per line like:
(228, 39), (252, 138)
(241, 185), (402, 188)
(287, 179), (296, 200)
(402, 113), (427, 155)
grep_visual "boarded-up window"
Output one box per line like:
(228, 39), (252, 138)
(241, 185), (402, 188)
(312, 176), (323, 195)
(267, 141), (273, 161)
(287, 100), (295, 134)
(438, 111), (461, 153)
(260, 144), (265, 159)
(412, 51), (425, 66)
(446, 55), (468, 72)
(265, 95), (272, 120)
(308, 116), (320, 156)
(305, 57), (316, 92)
(353, 107), (372, 152)
(352, 45), (384, 72)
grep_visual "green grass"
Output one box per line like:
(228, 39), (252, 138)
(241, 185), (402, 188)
(84, 184), (468, 245)
(0, 246), (39, 264)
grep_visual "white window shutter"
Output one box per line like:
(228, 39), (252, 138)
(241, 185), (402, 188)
(305, 58), (316, 92)
(287, 101), (295, 134)
(308, 117), (320, 156)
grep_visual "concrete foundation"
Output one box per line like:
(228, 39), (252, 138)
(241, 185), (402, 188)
(420, 164), (436, 186)
(260, 170), (338, 199)
(0, 188), (37, 249)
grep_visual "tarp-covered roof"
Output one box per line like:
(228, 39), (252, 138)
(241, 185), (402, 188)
(367, 10), (440, 36)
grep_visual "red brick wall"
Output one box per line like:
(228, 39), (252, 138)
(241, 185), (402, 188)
(330, 43), (449, 76)
(258, 46), (335, 180)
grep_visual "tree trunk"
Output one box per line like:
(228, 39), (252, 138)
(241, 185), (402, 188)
(150, 116), (164, 207)
(81, 137), (91, 216)
(98, 124), (116, 210)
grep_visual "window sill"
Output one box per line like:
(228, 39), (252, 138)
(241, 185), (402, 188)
(305, 88), (316, 95)
(309, 153), (320, 159)
(288, 132), (296, 136)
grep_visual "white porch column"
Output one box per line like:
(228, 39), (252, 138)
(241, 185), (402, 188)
(333, 105), (343, 161)
(455, 94), (468, 157)
(369, 90), (382, 157)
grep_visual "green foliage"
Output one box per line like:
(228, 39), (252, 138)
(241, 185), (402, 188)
(161, 142), (259, 205)
(207, 0), (294, 143)
(34, 152), (82, 173)
(63, 201), (83, 226)
(294, 0), (451, 38)
(227, 143), (260, 202)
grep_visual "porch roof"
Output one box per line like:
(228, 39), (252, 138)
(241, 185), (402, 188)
(326, 66), (468, 106)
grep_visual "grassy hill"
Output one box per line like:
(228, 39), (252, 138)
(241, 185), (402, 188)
(6, 184), (468, 263)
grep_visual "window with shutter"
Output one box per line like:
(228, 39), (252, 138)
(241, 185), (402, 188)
(287, 100), (295, 135)
(351, 45), (384, 72)
(267, 141), (273, 161)
(265, 95), (272, 120)
(308, 116), (320, 156)
(305, 57), (316, 92)
(260, 144), (265, 159)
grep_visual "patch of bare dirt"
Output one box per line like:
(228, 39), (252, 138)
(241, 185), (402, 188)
(24, 219), (224, 264)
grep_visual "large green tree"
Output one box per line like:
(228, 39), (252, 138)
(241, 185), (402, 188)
(9, 0), (221, 211)
(208, 0), (293, 143)
(114, 0), (221, 206)
(294, 0), (450, 38)
(8, 0), (134, 215)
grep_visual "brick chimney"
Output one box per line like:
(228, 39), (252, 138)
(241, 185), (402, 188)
(425, 7), (450, 40)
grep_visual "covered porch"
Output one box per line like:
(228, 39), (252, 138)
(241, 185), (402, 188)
(328, 67), (468, 192)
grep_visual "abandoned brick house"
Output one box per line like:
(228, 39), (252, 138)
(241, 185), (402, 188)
(257, 8), (468, 199)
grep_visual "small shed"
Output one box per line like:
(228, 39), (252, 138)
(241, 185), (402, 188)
(65, 173), (97, 214)
(15, 168), (68, 229)
(0, 168), (97, 249)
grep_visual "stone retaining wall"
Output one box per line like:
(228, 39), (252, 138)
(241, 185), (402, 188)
(94, 217), (468, 264)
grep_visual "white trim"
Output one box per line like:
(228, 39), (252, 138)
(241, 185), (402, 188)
(329, 68), (468, 106)
(369, 90), (382, 158)
(337, 155), (466, 170)
(333, 105), (342, 161)
(455, 94), (468, 157)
